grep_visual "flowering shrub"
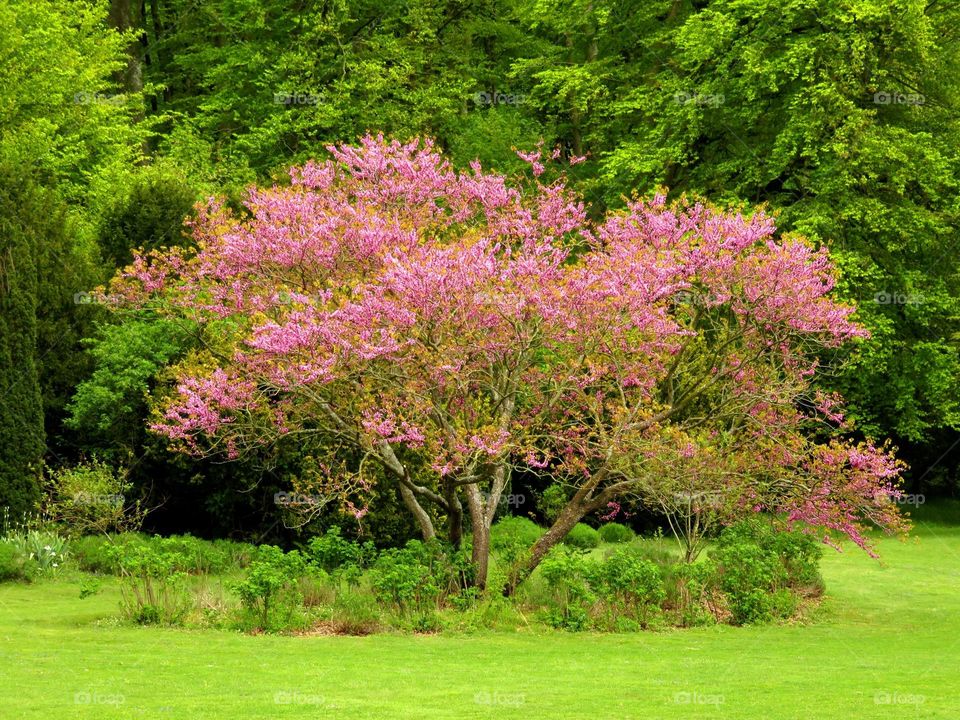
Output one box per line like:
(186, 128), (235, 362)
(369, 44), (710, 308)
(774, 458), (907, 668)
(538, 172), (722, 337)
(108, 135), (909, 592)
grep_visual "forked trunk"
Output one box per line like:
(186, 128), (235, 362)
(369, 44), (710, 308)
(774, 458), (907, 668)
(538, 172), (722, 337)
(465, 484), (491, 590)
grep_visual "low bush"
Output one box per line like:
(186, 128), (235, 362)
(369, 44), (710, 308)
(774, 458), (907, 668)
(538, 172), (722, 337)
(232, 545), (306, 631)
(537, 484), (569, 524)
(490, 516), (544, 590)
(598, 522), (635, 544)
(705, 520), (823, 625)
(298, 568), (336, 608)
(71, 534), (124, 573)
(306, 526), (377, 573)
(110, 539), (193, 625)
(490, 516), (543, 552)
(538, 547), (595, 631)
(592, 548), (665, 627)
(330, 589), (382, 635)
(160, 535), (236, 575)
(664, 561), (718, 627)
(562, 523), (600, 549)
(370, 539), (471, 614)
(72, 533), (256, 576)
(0, 541), (33, 582)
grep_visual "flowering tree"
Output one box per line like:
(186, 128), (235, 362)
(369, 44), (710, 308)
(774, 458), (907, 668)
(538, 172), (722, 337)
(111, 135), (908, 591)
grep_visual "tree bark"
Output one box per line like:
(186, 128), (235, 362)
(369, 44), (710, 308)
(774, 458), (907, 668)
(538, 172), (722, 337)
(465, 484), (490, 590)
(443, 477), (464, 548)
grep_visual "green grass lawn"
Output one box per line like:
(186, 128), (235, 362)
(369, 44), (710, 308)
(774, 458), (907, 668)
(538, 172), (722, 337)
(2, 510), (959, 719)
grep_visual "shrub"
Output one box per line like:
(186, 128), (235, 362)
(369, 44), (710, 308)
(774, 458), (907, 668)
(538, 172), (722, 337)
(706, 519), (822, 625)
(110, 539), (192, 625)
(490, 516), (544, 589)
(41, 460), (145, 537)
(71, 534), (122, 573)
(666, 561), (718, 627)
(330, 589), (381, 635)
(538, 484), (568, 524)
(592, 548), (665, 626)
(370, 540), (469, 613)
(160, 535), (235, 575)
(306, 526), (376, 572)
(97, 167), (198, 268)
(538, 546), (595, 631)
(562, 523), (600, 549)
(211, 538), (257, 570)
(0, 541), (33, 582)
(769, 528), (824, 593)
(298, 568), (335, 608)
(598, 522), (635, 544)
(72, 533), (253, 576)
(490, 516), (543, 552)
(232, 545), (306, 631)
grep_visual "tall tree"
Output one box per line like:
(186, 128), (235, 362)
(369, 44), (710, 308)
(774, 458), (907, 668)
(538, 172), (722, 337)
(0, 170), (47, 518)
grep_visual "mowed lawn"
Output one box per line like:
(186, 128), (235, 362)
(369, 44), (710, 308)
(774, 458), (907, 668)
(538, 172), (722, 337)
(1, 512), (959, 719)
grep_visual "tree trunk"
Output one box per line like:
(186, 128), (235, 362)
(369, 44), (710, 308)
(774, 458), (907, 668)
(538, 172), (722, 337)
(443, 478), (464, 548)
(466, 462), (511, 591)
(465, 484), (490, 590)
(109, 0), (144, 99)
